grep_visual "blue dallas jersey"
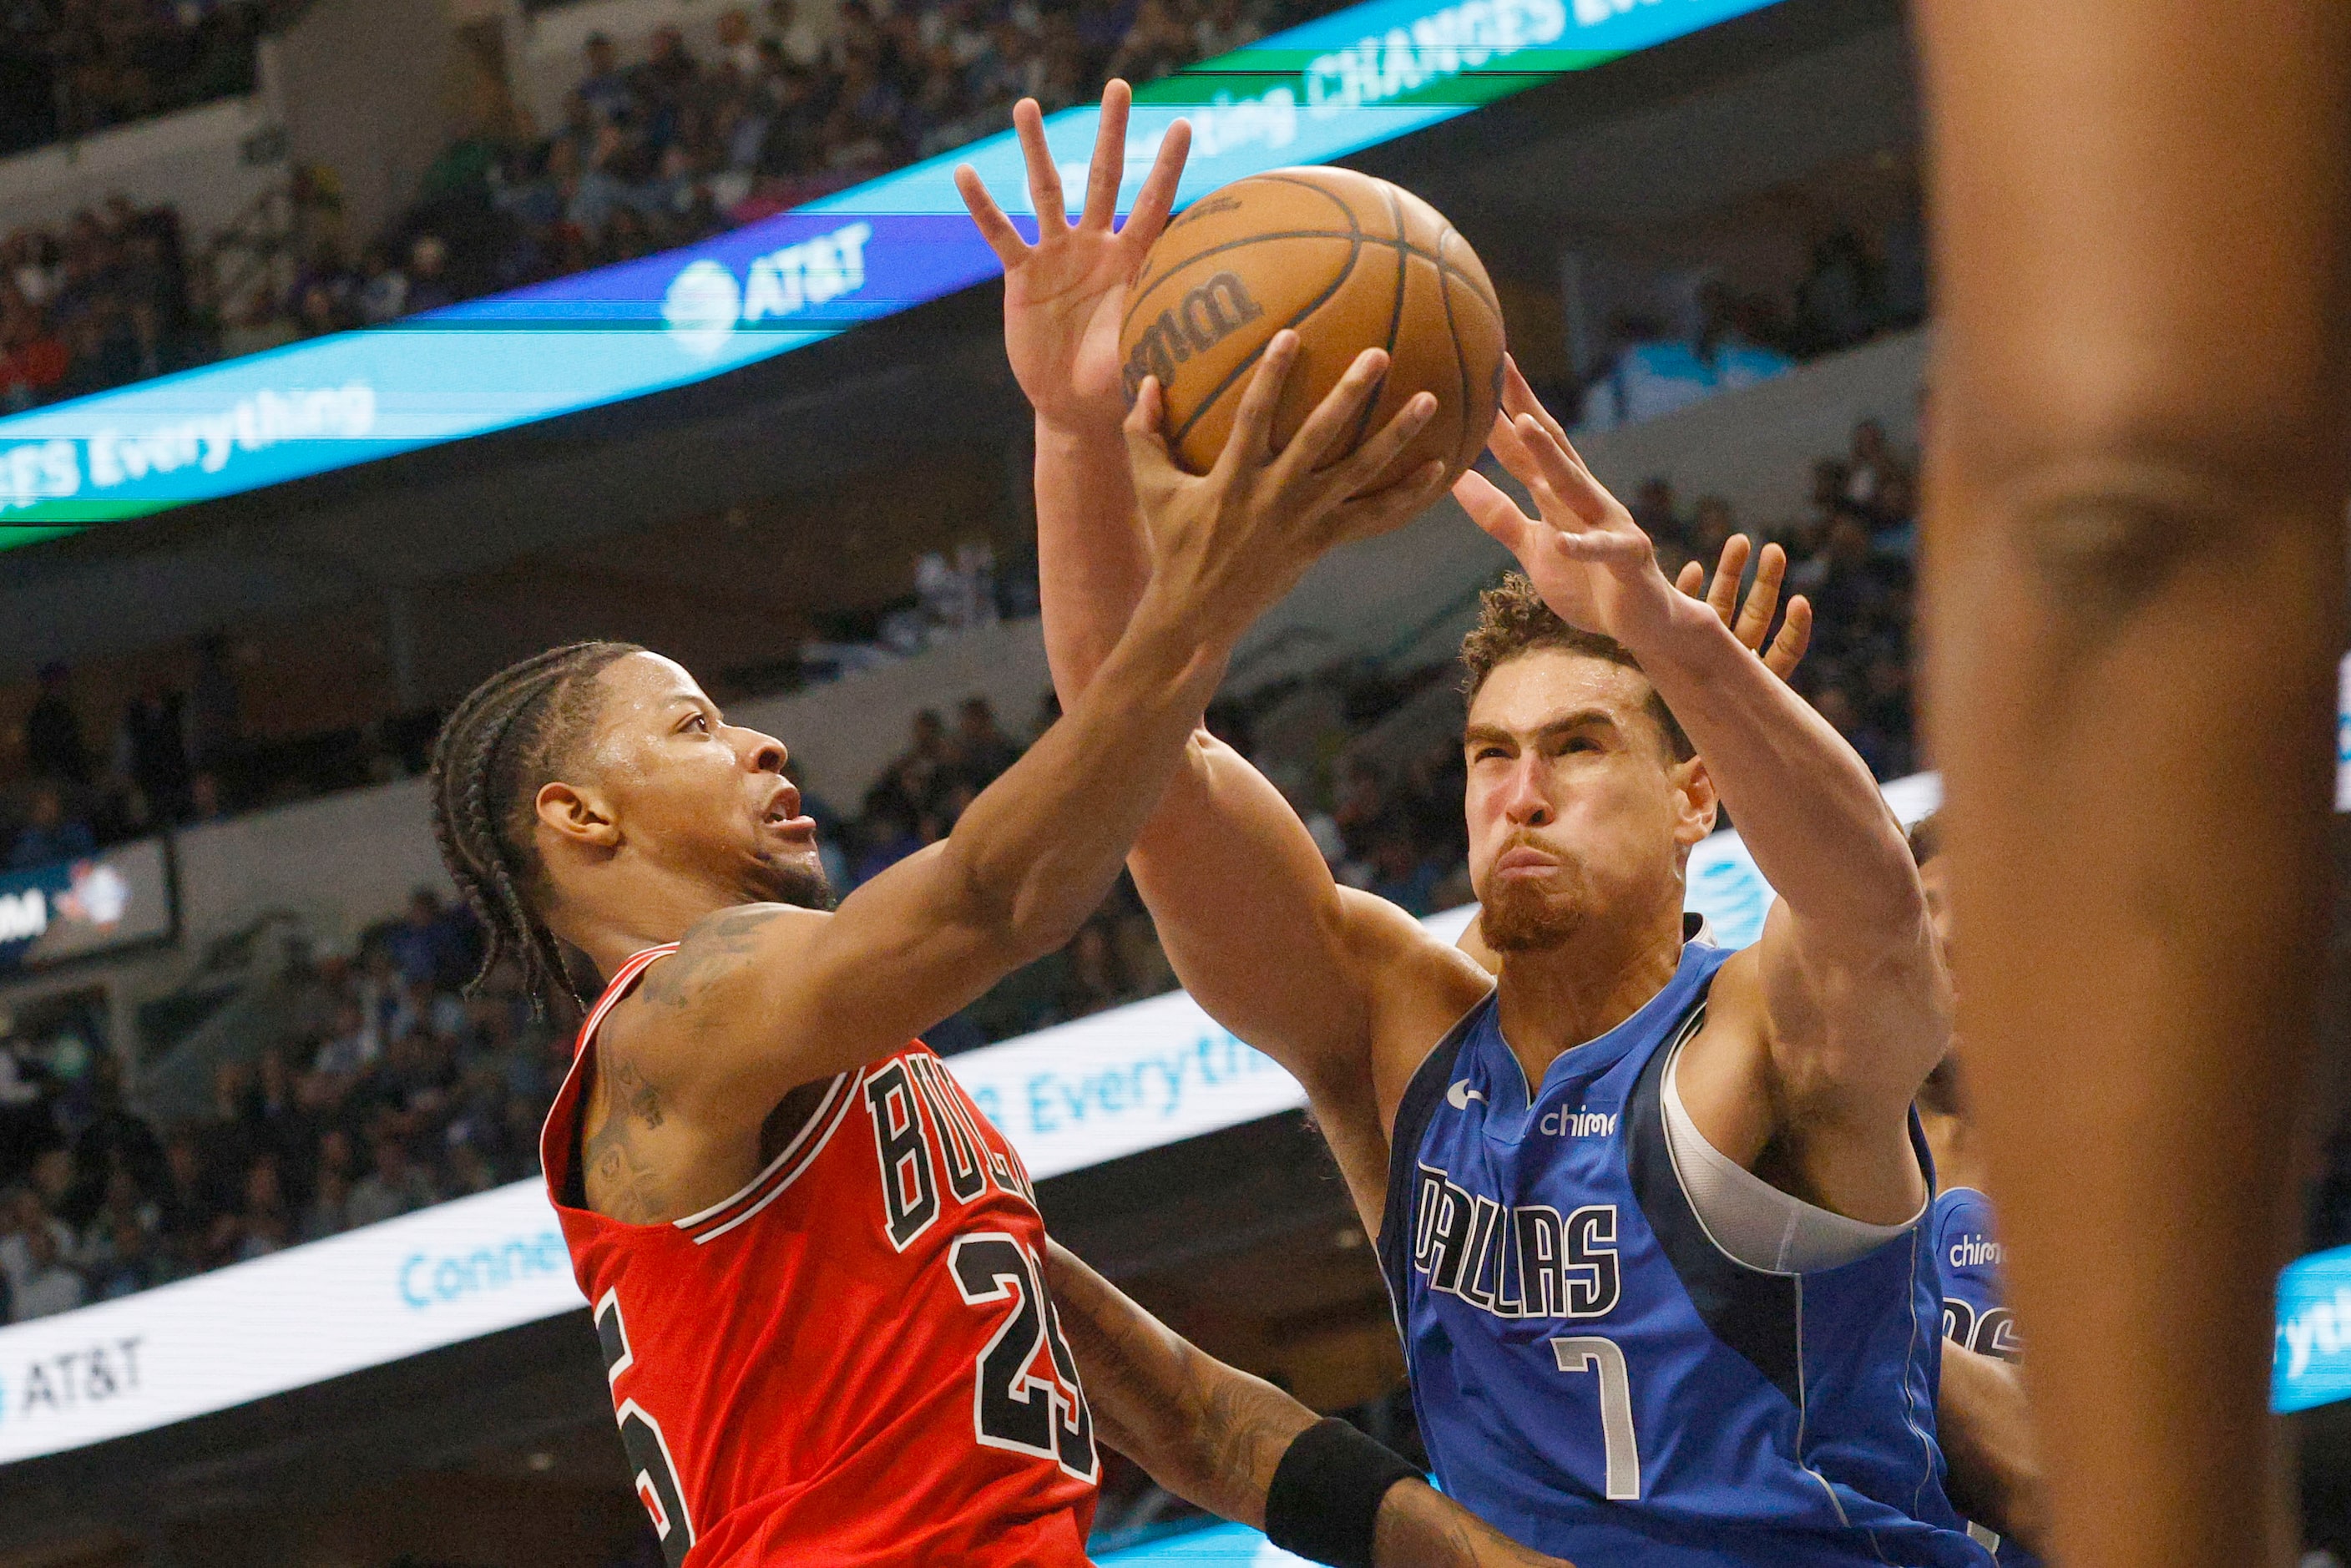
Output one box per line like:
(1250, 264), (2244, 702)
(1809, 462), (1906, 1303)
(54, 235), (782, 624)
(1378, 933), (1989, 1566)
(1931, 1187), (2038, 1566)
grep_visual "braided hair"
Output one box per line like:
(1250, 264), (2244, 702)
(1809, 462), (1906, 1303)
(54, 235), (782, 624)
(428, 640), (645, 1018)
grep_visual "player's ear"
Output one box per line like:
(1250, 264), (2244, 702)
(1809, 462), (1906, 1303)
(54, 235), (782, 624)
(1671, 755), (1717, 849)
(537, 780), (621, 852)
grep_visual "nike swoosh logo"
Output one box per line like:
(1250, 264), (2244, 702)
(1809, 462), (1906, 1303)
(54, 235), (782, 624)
(1447, 1080), (1485, 1110)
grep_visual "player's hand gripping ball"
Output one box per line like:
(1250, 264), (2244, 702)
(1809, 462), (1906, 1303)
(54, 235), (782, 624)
(1119, 167), (1505, 483)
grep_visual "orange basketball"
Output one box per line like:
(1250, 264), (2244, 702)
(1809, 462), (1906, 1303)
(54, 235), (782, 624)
(1119, 166), (1506, 483)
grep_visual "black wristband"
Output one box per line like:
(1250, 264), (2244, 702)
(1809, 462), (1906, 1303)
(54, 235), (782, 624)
(1264, 1417), (1421, 1568)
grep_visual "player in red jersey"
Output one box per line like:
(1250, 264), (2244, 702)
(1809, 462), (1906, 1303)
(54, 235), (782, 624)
(426, 84), (1567, 1568)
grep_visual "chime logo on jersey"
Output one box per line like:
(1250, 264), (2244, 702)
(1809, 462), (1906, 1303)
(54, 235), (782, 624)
(1412, 1162), (1620, 1321)
(868, 1054), (1038, 1248)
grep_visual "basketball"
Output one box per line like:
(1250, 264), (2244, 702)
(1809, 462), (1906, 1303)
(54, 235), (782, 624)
(1119, 166), (1506, 481)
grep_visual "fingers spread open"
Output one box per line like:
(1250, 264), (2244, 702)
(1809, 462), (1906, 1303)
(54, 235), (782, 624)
(1676, 559), (1706, 597)
(1282, 347), (1391, 475)
(1121, 116), (1191, 253)
(1706, 534), (1750, 626)
(955, 165), (1028, 267)
(1501, 356), (1572, 451)
(1013, 99), (1066, 231)
(1766, 595), (1813, 680)
(1216, 331), (1299, 475)
(1734, 542), (1785, 650)
(1514, 415), (1615, 528)
(1484, 411), (1550, 498)
(1079, 82), (1130, 231)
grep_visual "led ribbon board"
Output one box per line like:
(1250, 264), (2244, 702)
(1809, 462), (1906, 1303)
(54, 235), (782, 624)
(0, 0), (1780, 534)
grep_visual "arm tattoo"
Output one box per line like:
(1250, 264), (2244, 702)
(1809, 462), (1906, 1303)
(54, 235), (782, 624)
(582, 1050), (670, 1223)
(635, 904), (790, 1016)
(584, 905), (795, 1225)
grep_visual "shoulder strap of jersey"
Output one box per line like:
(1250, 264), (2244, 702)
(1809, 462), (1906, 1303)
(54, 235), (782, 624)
(574, 943), (682, 1061)
(543, 943), (681, 1211)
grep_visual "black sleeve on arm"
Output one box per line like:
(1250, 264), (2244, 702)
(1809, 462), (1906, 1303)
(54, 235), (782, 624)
(1264, 1417), (1422, 1568)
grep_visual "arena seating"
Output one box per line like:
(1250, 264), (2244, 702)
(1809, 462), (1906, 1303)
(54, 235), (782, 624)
(0, 0), (267, 158)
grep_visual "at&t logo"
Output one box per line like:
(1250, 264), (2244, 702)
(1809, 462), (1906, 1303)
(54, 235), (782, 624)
(663, 221), (875, 357)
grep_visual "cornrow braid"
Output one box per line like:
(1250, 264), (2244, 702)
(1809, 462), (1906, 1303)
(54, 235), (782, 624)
(428, 640), (645, 1018)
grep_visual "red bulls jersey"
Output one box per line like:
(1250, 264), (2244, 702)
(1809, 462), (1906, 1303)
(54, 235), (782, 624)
(541, 944), (1100, 1568)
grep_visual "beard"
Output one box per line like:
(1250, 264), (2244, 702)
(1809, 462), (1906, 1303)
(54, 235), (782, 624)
(1478, 881), (1583, 952)
(755, 850), (837, 912)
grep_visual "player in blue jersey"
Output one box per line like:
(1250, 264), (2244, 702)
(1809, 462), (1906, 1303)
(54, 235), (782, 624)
(1908, 811), (2043, 1564)
(961, 100), (2017, 1566)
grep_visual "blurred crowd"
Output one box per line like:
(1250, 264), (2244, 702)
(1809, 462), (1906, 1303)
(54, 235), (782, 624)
(1571, 215), (1929, 433)
(320, 0), (1314, 328)
(0, 888), (551, 1323)
(0, 196), (205, 412)
(0, 0), (264, 156)
(2, 0), (1322, 411)
(1636, 415), (1922, 781)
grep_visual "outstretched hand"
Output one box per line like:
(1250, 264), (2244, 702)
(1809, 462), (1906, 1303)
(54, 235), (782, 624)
(1450, 357), (1677, 646)
(955, 83), (1190, 433)
(1675, 534), (1813, 680)
(1125, 330), (1447, 643)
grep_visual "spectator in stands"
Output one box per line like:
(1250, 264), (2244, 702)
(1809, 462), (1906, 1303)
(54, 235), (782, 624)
(346, 1132), (435, 1229)
(81, 1169), (162, 1299)
(1366, 829), (1445, 917)
(403, 235), (458, 315)
(1792, 226), (1876, 356)
(23, 662), (88, 786)
(1058, 922), (1128, 1020)
(8, 782), (96, 868)
(229, 1154), (292, 1261)
(1842, 418), (1907, 518)
(1628, 477), (1683, 549)
(387, 887), (474, 991)
(355, 242), (410, 326)
(0, 1183), (78, 1321)
(301, 1160), (351, 1243)
(8, 1210), (83, 1320)
(156, 1130), (219, 1263)
(954, 696), (1021, 790)
(0, 1039), (55, 1191)
(114, 678), (193, 826)
(63, 1053), (165, 1227)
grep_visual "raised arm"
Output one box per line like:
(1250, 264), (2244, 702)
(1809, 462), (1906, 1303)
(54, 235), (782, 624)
(1045, 1241), (1576, 1568)
(958, 90), (1489, 1176)
(609, 336), (1443, 1131)
(1454, 367), (1944, 1199)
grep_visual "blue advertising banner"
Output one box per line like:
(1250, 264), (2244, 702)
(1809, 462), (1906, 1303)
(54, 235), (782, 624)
(0, 0), (1782, 532)
(1098, 1521), (1314, 1564)
(2274, 1244), (2351, 1414)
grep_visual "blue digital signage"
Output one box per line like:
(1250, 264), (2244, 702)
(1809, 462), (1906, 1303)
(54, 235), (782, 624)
(2275, 1242), (2351, 1414)
(0, 0), (1782, 534)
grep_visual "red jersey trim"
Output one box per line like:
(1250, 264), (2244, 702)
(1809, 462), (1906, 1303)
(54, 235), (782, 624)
(675, 1068), (862, 1245)
(541, 943), (681, 1208)
(579, 943), (680, 1060)
(546, 942), (870, 1247)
